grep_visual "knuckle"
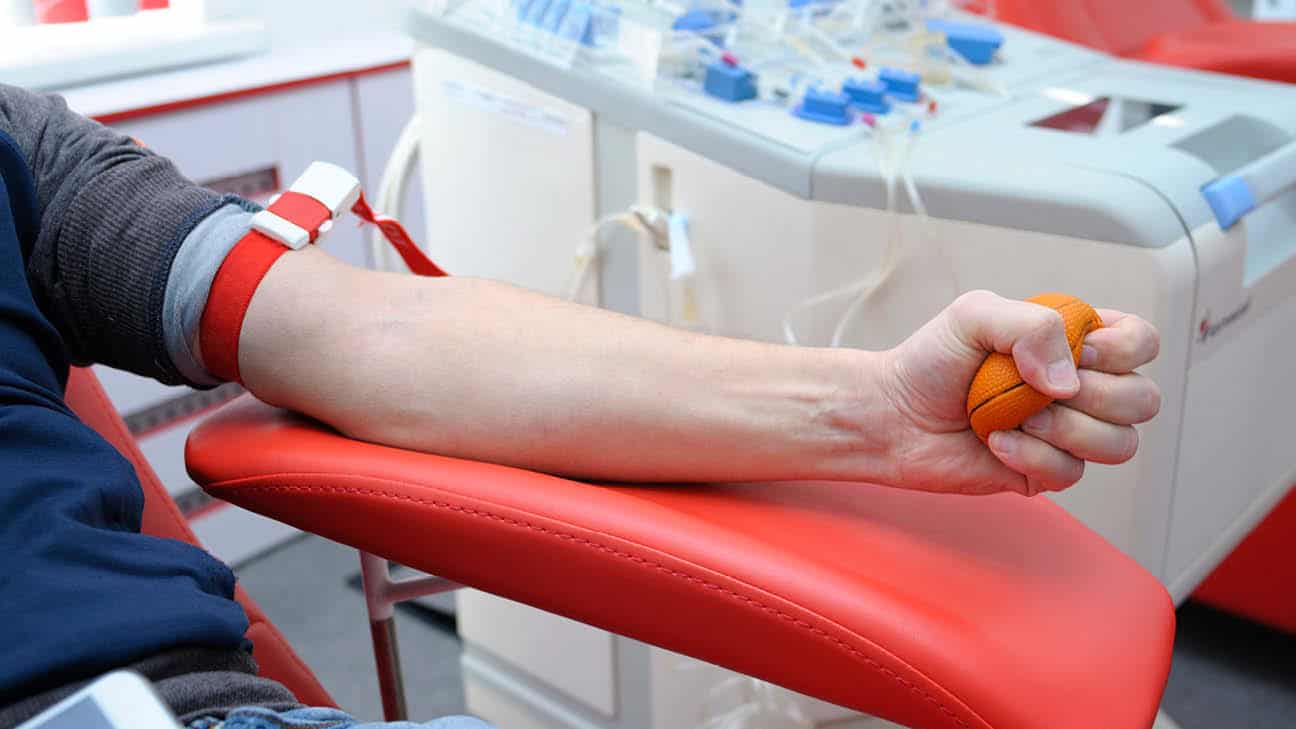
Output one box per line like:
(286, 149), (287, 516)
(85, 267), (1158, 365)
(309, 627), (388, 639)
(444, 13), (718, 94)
(1104, 427), (1139, 465)
(1023, 406), (1053, 437)
(953, 289), (997, 314)
(1032, 407), (1063, 444)
(1084, 376), (1109, 415)
(1052, 405), (1077, 441)
(1120, 427), (1140, 462)
(1035, 307), (1065, 333)
(1069, 459), (1086, 486)
(1024, 439), (1054, 472)
(1104, 337), (1135, 365)
(1026, 309), (1067, 349)
(964, 289), (997, 303)
(1046, 460), (1084, 492)
(1143, 319), (1162, 361)
(1142, 383), (1162, 421)
(1119, 335), (1143, 364)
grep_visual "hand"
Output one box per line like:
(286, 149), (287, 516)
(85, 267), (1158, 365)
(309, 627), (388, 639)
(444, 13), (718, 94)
(873, 290), (1161, 496)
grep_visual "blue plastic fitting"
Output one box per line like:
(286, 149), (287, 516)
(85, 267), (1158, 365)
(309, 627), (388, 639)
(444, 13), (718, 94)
(672, 8), (733, 46)
(672, 7), (736, 31)
(1202, 175), (1256, 230)
(557, 1), (596, 45)
(793, 87), (853, 125)
(926, 18), (1004, 66)
(787, 0), (831, 15)
(842, 78), (890, 115)
(524, 0), (552, 25)
(589, 4), (621, 45)
(541, 0), (571, 32)
(703, 61), (758, 102)
(879, 67), (920, 103)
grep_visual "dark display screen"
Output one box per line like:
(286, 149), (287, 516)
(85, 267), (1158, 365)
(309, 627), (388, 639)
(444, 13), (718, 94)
(1031, 96), (1181, 135)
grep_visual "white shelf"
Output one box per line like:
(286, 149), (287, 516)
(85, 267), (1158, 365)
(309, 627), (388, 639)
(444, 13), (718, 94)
(59, 29), (413, 120)
(0, 16), (270, 91)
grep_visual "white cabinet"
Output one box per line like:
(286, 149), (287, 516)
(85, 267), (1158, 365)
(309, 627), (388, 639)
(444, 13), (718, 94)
(412, 49), (596, 296)
(458, 591), (617, 718)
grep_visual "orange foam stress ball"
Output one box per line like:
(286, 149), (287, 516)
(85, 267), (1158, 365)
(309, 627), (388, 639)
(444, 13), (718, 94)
(966, 293), (1104, 442)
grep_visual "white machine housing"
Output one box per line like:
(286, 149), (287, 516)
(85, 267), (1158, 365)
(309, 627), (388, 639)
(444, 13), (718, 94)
(406, 6), (1296, 729)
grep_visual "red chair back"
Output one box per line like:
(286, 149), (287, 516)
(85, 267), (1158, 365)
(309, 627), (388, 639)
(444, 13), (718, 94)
(991, 0), (1233, 55)
(63, 367), (335, 708)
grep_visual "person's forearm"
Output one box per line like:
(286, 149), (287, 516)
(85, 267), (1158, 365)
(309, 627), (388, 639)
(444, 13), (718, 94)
(234, 248), (896, 483)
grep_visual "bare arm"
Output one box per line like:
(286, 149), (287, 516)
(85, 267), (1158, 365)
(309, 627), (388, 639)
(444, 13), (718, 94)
(235, 248), (1160, 494)
(236, 248), (890, 483)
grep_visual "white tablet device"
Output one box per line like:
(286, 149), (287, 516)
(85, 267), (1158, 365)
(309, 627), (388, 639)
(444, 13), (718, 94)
(15, 671), (181, 729)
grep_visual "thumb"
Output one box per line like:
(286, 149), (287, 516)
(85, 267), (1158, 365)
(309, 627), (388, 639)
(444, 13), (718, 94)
(945, 290), (1080, 400)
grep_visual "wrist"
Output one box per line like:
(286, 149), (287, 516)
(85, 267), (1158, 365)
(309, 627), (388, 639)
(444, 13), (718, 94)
(802, 347), (904, 485)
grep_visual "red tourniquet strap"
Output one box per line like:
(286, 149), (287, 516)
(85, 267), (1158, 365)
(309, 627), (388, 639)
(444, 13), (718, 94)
(352, 195), (448, 277)
(199, 191), (448, 384)
(200, 231), (291, 383)
(274, 192), (332, 244)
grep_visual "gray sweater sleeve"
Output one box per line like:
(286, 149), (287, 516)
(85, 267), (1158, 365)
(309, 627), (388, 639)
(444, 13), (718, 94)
(0, 82), (241, 385)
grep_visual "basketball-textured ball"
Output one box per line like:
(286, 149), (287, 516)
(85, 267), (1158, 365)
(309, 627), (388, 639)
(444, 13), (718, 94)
(966, 293), (1103, 442)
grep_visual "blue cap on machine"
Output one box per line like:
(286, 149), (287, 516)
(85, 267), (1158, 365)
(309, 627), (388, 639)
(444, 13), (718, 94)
(926, 18), (1004, 65)
(541, 0), (571, 32)
(673, 7), (735, 31)
(793, 87), (853, 125)
(704, 61), (758, 102)
(524, 0), (552, 25)
(673, 7), (735, 45)
(1202, 174), (1256, 230)
(878, 67), (920, 102)
(557, 2), (597, 45)
(842, 78), (890, 115)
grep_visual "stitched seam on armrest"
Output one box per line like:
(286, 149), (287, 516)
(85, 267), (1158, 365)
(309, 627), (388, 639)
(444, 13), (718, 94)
(210, 480), (980, 729)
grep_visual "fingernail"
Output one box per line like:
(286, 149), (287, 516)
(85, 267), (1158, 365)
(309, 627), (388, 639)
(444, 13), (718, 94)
(1022, 409), (1050, 433)
(989, 430), (1015, 455)
(1080, 345), (1098, 368)
(1047, 358), (1079, 390)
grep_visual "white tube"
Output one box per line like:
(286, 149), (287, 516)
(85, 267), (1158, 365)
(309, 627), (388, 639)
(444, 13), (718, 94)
(829, 210), (902, 347)
(371, 114), (424, 272)
(564, 212), (646, 303)
(828, 121), (905, 348)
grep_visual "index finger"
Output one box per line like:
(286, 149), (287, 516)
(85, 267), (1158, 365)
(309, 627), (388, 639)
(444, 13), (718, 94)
(1080, 309), (1160, 374)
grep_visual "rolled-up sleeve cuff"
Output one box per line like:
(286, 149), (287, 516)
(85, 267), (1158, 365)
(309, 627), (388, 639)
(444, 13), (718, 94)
(162, 200), (258, 387)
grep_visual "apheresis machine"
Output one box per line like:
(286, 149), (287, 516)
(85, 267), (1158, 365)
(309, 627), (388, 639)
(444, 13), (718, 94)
(387, 1), (1296, 727)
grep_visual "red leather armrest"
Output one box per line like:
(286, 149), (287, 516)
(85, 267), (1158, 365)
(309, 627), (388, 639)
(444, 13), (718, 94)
(187, 397), (1174, 729)
(1135, 20), (1296, 84)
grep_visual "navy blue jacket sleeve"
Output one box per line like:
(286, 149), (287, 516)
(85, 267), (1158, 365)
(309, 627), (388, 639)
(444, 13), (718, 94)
(0, 128), (250, 711)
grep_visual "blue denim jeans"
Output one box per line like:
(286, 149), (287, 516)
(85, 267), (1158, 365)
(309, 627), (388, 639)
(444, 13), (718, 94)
(188, 707), (496, 729)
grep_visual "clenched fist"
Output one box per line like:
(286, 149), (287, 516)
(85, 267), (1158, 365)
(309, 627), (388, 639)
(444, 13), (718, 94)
(869, 290), (1161, 496)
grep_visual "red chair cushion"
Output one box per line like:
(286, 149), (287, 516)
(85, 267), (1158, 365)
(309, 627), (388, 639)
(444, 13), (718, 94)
(988, 0), (1229, 55)
(1136, 21), (1296, 84)
(63, 369), (335, 709)
(187, 396), (1175, 729)
(1194, 487), (1296, 634)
